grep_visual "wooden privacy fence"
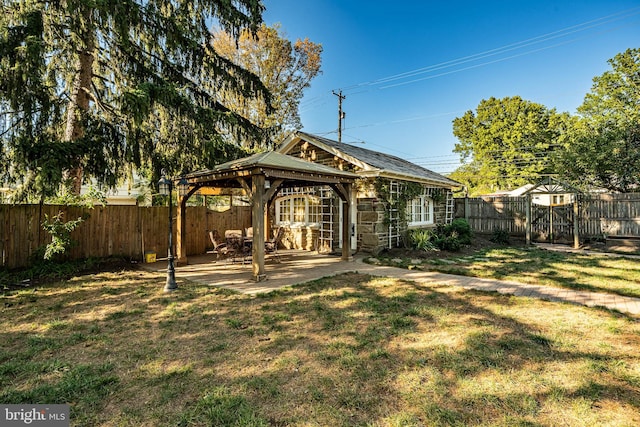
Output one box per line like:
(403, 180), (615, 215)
(455, 193), (640, 240)
(0, 204), (251, 269)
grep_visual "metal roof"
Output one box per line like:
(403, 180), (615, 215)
(279, 131), (461, 188)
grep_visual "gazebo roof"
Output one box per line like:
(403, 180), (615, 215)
(184, 151), (358, 188)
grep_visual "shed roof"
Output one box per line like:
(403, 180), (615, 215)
(279, 131), (460, 188)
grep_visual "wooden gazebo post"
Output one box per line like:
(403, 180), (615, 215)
(176, 186), (197, 266)
(251, 174), (266, 281)
(329, 182), (353, 261)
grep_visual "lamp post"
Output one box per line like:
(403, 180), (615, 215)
(158, 169), (189, 292)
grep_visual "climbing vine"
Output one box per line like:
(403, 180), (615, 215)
(373, 177), (424, 227)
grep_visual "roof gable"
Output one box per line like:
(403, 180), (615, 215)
(279, 131), (460, 188)
(186, 151), (357, 179)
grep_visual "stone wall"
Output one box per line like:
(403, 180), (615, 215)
(356, 191), (452, 255)
(357, 197), (389, 254)
(280, 226), (319, 251)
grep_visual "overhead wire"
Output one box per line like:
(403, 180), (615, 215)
(350, 7), (640, 91)
(298, 7), (639, 174)
(300, 7), (640, 130)
(337, 7), (640, 94)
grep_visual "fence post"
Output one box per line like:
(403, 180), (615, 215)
(525, 194), (531, 245)
(464, 197), (469, 221)
(573, 196), (580, 249)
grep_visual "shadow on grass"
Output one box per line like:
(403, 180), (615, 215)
(1, 270), (639, 425)
(379, 246), (640, 299)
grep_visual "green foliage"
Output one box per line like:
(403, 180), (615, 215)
(180, 386), (269, 426)
(212, 23), (323, 147)
(434, 218), (473, 251)
(41, 212), (87, 261)
(0, 0), (271, 201)
(490, 228), (511, 245)
(440, 218), (473, 245)
(409, 229), (438, 252)
(556, 48), (640, 193)
(374, 178), (424, 227)
(452, 96), (564, 195)
(46, 185), (106, 207)
(408, 219), (473, 252)
(434, 234), (462, 251)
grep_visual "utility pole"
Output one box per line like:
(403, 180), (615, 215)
(332, 90), (346, 142)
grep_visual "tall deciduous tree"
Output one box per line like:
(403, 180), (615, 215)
(557, 48), (640, 192)
(212, 23), (322, 148)
(0, 0), (271, 200)
(452, 96), (563, 195)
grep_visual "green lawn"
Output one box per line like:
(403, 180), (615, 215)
(1, 268), (639, 426)
(375, 246), (640, 299)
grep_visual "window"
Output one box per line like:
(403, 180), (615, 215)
(407, 195), (433, 226)
(275, 195), (321, 226)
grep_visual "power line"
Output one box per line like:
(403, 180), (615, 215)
(299, 9), (639, 168)
(299, 7), (640, 118)
(341, 7), (640, 93)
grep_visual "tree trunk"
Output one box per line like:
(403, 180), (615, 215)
(63, 14), (95, 195)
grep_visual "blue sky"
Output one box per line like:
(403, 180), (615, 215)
(262, 1), (640, 175)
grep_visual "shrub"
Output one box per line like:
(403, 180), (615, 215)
(490, 228), (511, 245)
(429, 219), (473, 251)
(408, 219), (474, 253)
(41, 211), (88, 261)
(444, 218), (473, 245)
(435, 235), (462, 251)
(409, 229), (438, 252)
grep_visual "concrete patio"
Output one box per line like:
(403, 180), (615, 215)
(142, 250), (362, 295)
(141, 249), (640, 318)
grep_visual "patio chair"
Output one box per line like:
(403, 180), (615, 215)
(225, 229), (251, 264)
(265, 226), (285, 263)
(208, 230), (229, 262)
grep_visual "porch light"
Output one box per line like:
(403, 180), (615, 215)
(264, 179), (271, 189)
(158, 174), (170, 196)
(177, 177), (189, 197)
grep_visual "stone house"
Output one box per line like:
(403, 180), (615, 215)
(275, 131), (460, 254)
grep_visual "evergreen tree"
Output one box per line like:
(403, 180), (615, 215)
(0, 0), (271, 200)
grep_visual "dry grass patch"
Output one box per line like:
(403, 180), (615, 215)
(1, 268), (639, 426)
(378, 246), (640, 298)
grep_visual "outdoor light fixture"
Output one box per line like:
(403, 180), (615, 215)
(264, 179), (271, 189)
(158, 169), (189, 292)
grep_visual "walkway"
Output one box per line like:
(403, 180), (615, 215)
(143, 250), (640, 318)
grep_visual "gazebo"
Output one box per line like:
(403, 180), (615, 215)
(174, 151), (358, 281)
